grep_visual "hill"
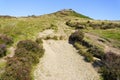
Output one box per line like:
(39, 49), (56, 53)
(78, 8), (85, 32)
(53, 9), (92, 19)
(0, 9), (120, 80)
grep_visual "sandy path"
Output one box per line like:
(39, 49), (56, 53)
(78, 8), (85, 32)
(34, 40), (100, 80)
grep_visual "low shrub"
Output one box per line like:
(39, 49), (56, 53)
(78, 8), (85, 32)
(1, 57), (32, 80)
(50, 24), (58, 31)
(44, 35), (58, 40)
(88, 21), (120, 29)
(0, 34), (13, 46)
(44, 36), (51, 40)
(84, 52), (94, 62)
(66, 20), (86, 29)
(36, 38), (43, 44)
(59, 35), (64, 40)
(69, 29), (94, 62)
(81, 40), (93, 48)
(66, 20), (71, 26)
(101, 52), (120, 80)
(74, 42), (93, 62)
(87, 46), (105, 59)
(1, 40), (44, 80)
(100, 23), (120, 29)
(69, 30), (84, 43)
(52, 36), (58, 40)
(15, 40), (44, 64)
(15, 48), (41, 65)
(17, 40), (41, 53)
(0, 44), (7, 58)
(74, 42), (84, 50)
(15, 48), (28, 57)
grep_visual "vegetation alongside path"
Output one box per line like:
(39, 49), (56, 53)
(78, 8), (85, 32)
(0, 9), (120, 80)
(85, 33), (120, 54)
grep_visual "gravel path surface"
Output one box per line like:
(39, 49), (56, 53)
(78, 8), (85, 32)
(34, 40), (100, 80)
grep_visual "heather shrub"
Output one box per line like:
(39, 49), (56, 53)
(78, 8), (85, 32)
(74, 42), (93, 62)
(87, 20), (90, 23)
(15, 49), (40, 64)
(15, 48), (29, 58)
(0, 34), (13, 58)
(74, 42), (83, 50)
(87, 46), (105, 59)
(66, 20), (85, 29)
(53, 36), (58, 40)
(88, 22), (120, 29)
(36, 38), (43, 44)
(0, 44), (7, 57)
(17, 40), (41, 53)
(44, 36), (51, 40)
(84, 52), (94, 62)
(1, 40), (44, 80)
(0, 34), (13, 46)
(69, 30), (84, 43)
(44, 35), (59, 40)
(1, 57), (32, 80)
(88, 23), (102, 29)
(81, 40), (93, 48)
(101, 52), (120, 80)
(59, 35), (64, 40)
(50, 24), (58, 31)
(15, 40), (44, 64)
(66, 20), (71, 26)
(100, 23), (119, 29)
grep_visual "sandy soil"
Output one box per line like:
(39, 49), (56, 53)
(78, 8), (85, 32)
(34, 40), (100, 80)
(38, 29), (54, 39)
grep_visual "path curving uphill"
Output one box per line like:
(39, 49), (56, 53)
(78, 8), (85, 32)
(34, 40), (100, 80)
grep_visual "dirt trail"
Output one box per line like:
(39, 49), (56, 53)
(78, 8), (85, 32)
(85, 33), (120, 54)
(34, 40), (100, 80)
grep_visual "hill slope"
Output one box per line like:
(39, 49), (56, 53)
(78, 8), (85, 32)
(0, 9), (120, 80)
(53, 9), (92, 19)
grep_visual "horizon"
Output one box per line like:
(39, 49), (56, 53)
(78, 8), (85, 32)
(0, 0), (120, 20)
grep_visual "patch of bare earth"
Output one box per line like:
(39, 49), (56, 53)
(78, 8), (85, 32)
(34, 40), (100, 80)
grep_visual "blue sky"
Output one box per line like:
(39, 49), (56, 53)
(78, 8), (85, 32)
(0, 0), (120, 20)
